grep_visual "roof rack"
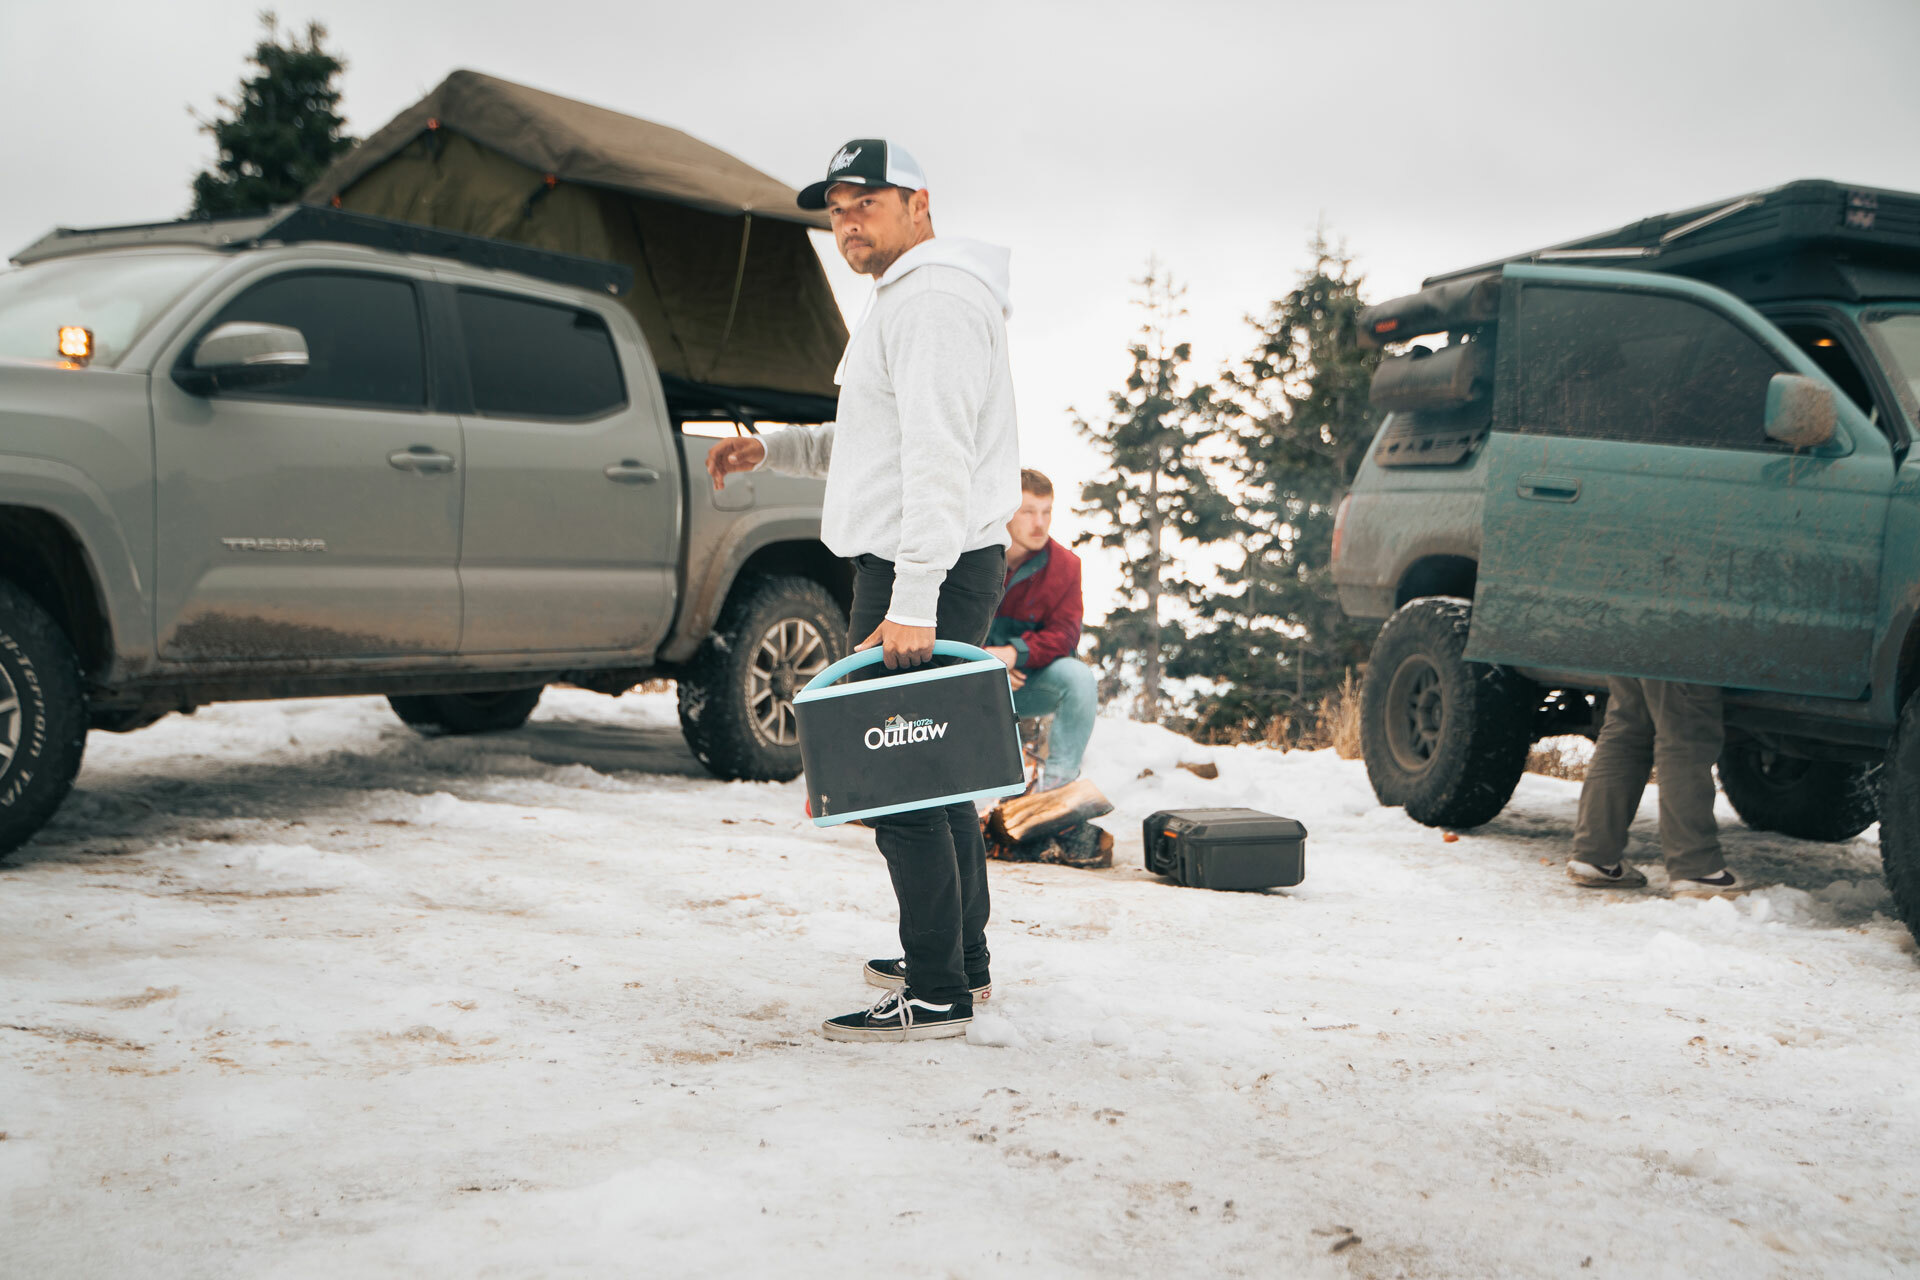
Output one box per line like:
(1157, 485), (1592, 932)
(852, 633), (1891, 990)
(9, 203), (634, 298)
(1424, 179), (1920, 302)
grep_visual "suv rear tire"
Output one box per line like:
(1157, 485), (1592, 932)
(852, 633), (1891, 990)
(1717, 740), (1878, 842)
(1880, 691), (1920, 944)
(0, 580), (89, 855)
(1361, 596), (1533, 829)
(389, 687), (544, 735)
(677, 575), (846, 782)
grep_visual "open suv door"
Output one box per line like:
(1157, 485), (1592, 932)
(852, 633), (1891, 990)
(1463, 264), (1894, 700)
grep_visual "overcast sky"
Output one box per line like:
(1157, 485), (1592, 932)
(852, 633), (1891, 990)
(5, 0), (1918, 617)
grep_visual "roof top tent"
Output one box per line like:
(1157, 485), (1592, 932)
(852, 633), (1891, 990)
(1354, 180), (1920, 470)
(1359, 180), (1920, 353)
(303, 69), (848, 424)
(1424, 179), (1920, 305)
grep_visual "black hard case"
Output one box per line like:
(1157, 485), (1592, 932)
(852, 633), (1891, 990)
(1142, 808), (1306, 890)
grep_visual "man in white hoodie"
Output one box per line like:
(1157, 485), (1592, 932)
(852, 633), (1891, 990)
(706, 139), (1022, 1042)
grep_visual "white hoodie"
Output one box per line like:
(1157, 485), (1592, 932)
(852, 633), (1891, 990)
(756, 238), (1022, 624)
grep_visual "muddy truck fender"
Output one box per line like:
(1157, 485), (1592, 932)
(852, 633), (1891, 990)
(657, 432), (848, 667)
(0, 362), (157, 683)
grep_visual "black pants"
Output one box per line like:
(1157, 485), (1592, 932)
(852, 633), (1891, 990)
(849, 546), (1006, 1005)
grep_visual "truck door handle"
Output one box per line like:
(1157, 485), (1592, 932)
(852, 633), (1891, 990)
(1517, 473), (1581, 502)
(604, 460), (660, 484)
(388, 446), (456, 474)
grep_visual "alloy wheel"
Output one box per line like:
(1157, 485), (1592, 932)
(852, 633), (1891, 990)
(0, 662), (20, 775)
(748, 618), (829, 746)
(1385, 653), (1445, 774)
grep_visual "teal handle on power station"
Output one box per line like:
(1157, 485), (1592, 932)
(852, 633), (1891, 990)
(801, 640), (996, 694)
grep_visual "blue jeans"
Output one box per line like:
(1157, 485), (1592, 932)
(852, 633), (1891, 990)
(1012, 657), (1097, 789)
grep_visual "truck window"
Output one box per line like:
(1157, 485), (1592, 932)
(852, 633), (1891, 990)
(1863, 313), (1920, 435)
(1776, 321), (1876, 416)
(204, 271), (426, 409)
(456, 290), (627, 420)
(1517, 286), (1787, 451)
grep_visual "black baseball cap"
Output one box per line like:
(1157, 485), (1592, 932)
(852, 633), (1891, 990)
(797, 139), (930, 211)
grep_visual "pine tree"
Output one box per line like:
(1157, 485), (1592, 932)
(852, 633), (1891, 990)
(1074, 261), (1236, 722)
(1185, 232), (1383, 741)
(189, 14), (354, 219)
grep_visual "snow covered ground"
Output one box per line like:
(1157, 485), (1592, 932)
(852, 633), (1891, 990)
(3, 688), (1916, 1278)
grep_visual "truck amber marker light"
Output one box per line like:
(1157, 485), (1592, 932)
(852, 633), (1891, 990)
(57, 326), (92, 362)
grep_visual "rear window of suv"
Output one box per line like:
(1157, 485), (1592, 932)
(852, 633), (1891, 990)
(456, 290), (627, 420)
(1864, 312), (1920, 431)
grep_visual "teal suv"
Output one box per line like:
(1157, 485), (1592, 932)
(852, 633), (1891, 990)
(1331, 181), (1920, 938)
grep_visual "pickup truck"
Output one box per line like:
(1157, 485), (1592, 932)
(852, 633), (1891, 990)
(0, 206), (849, 855)
(1331, 180), (1920, 938)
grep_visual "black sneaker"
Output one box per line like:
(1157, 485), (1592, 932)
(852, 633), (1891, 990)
(864, 957), (992, 1001)
(1672, 868), (1748, 898)
(821, 989), (973, 1042)
(1566, 857), (1648, 888)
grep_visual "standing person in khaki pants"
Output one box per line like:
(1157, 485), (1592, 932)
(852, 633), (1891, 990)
(1567, 677), (1743, 896)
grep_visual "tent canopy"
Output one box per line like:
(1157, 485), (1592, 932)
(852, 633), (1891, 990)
(305, 70), (846, 413)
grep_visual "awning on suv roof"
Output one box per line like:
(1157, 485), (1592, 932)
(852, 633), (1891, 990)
(304, 70), (846, 411)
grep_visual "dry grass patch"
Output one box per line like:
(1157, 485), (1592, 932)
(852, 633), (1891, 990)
(1527, 740), (1590, 781)
(1315, 671), (1364, 760)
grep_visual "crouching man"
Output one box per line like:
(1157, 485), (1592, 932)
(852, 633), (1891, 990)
(984, 469), (1096, 793)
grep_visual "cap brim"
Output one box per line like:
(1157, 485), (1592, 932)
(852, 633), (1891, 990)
(796, 174), (890, 211)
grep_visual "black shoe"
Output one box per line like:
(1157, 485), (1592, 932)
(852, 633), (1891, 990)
(821, 989), (973, 1042)
(1672, 868), (1749, 898)
(864, 957), (992, 1001)
(1566, 857), (1648, 888)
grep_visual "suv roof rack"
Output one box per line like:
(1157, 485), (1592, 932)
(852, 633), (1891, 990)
(9, 203), (634, 298)
(1426, 179), (1920, 302)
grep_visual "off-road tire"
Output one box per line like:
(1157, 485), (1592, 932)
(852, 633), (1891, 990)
(677, 575), (846, 782)
(1879, 691), (1920, 944)
(0, 580), (89, 854)
(388, 687), (544, 735)
(1717, 740), (1879, 843)
(1360, 596), (1534, 829)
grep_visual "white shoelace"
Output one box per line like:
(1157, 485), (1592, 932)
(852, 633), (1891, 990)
(861, 990), (956, 1026)
(865, 990), (907, 1024)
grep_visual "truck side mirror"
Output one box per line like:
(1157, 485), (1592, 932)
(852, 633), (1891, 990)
(1764, 373), (1837, 449)
(175, 322), (310, 395)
